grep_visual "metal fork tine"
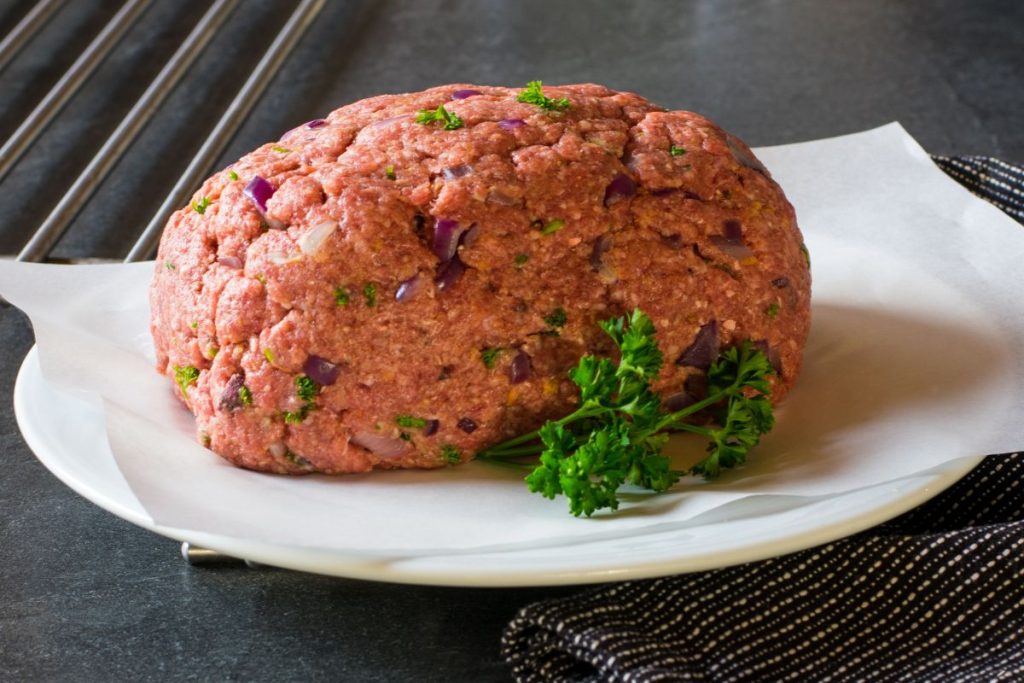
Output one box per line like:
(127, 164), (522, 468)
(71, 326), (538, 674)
(0, 0), (151, 183)
(16, 0), (240, 263)
(125, 0), (327, 263)
(0, 0), (63, 75)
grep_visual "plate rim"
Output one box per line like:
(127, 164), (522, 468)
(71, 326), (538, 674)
(13, 346), (984, 587)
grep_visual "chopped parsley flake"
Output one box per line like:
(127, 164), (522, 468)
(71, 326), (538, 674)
(766, 303), (780, 319)
(543, 307), (568, 329)
(239, 385), (253, 406)
(441, 444), (462, 465)
(189, 321), (198, 330)
(191, 196), (211, 214)
(481, 347), (502, 369)
(263, 348), (275, 364)
(396, 415), (427, 429)
(385, 165), (396, 180)
(415, 104), (464, 130)
(227, 170), (239, 181)
(283, 408), (309, 424)
(363, 283), (377, 307)
(333, 286), (350, 306)
(799, 243), (811, 267)
(256, 273), (267, 285)
(164, 261), (176, 271)
(271, 145), (291, 153)
(295, 375), (318, 402)
(517, 80), (570, 111)
(514, 253), (529, 268)
(399, 431), (412, 442)
(540, 219), (565, 235)
(173, 365), (199, 397)
(669, 145), (687, 156)
(207, 346), (218, 358)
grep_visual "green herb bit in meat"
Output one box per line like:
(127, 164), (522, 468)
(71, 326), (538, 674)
(295, 375), (319, 402)
(271, 145), (291, 153)
(540, 219), (565, 235)
(415, 104), (464, 130)
(207, 346), (218, 358)
(396, 415), (427, 429)
(333, 286), (350, 306)
(228, 170), (239, 181)
(256, 274), (267, 285)
(363, 283), (377, 307)
(399, 432), (412, 442)
(669, 145), (687, 156)
(799, 243), (811, 267)
(283, 407), (310, 424)
(766, 302), (780, 319)
(517, 80), (570, 111)
(441, 445), (462, 465)
(238, 385), (253, 406)
(514, 254), (529, 268)
(189, 321), (198, 330)
(173, 365), (199, 397)
(164, 261), (176, 271)
(263, 348), (275, 364)
(283, 450), (312, 468)
(543, 307), (567, 329)
(478, 309), (775, 517)
(480, 347), (502, 369)
(385, 165), (396, 180)
(191, 196), (211, 214)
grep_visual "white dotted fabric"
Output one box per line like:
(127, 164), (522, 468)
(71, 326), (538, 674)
(501, 157), (1024, 682)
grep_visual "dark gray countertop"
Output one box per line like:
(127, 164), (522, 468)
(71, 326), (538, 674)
(1, 1), (1021, 680)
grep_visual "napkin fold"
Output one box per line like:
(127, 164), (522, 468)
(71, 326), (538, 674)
(502, 156), (1024, 682)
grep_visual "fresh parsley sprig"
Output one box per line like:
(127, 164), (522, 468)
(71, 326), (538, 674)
(517, 80), (570, 111)
(478, 309), (775, 516)
(415, 104), (464, 130)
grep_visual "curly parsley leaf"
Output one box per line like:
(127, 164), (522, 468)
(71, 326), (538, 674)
(480, 310), (776, 517)
(173, 365), (199, 397)
(415, 104), (464, 130)
(517, 80), (570, 111)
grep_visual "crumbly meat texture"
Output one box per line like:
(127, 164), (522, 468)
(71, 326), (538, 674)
(150, 83), (811, 474)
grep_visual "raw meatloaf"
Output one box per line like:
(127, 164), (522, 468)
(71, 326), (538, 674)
(150, 83), (811, 474)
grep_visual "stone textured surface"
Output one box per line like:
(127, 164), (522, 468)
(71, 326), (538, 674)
(1, 0), (1022, 680)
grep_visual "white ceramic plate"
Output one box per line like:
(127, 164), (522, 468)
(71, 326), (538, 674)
(14, 346), (981, 586)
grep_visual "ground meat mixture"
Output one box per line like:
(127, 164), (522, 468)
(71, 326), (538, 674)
(149, 83), (811, 475)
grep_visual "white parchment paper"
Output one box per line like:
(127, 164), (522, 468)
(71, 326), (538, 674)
(4, 123), (1024, 553)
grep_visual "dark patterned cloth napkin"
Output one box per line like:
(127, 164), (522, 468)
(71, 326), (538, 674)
(501, 157), (1024, 683)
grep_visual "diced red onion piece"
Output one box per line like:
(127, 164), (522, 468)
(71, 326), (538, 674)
(726, 134), (768, 174)
(676, 321), (720, 369)
(269, 441), (288, 458)
(663, 391), (695, 412)
(305, 118), (326, 128)
(684, 373), (709, 401)
(510, 350), (532, 384)
(486, 189), (519, 206)
(434, 255), (466, 292)
(661, 234), (684, 250)
(244, 176), (274, 212)
(460, 223), (480, 248)
(219, 374), (246, 411)
(722, 219), (743, 241)
(432, 218), (462, 261)
(442, 163), (474, 180)
(651, 187), (679, 197)
(772, 277), (790, 288)
(604, 173), (636, 206)
(753, 339), (783, 374)
(498, 118), (526, 130)
(590, 234), (612, 271)
(304, 355), (340, 385)
(451, 89), (481, 100)
(218, 255), (243, 269)
(457, 417), (477, 433)
(395, 273), (422, 302)
(709, 235), (754, 260)
(298, 220), (337, 257)
(423, 419), (440, 436)
(351, 431), (408, 458)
